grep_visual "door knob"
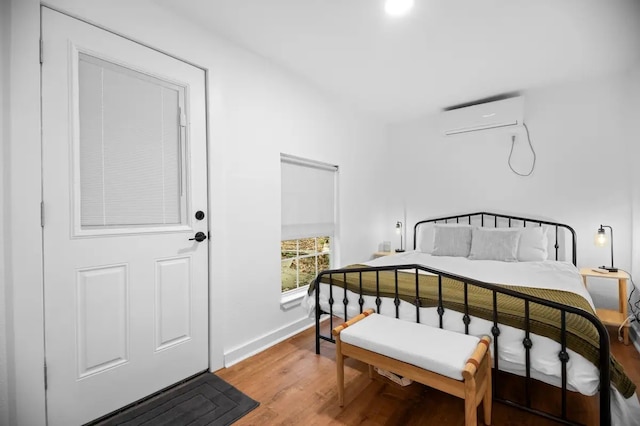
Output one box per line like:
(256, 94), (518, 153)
(189, 232), (207, 242)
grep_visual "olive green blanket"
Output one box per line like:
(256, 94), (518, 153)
(312, 265), (635, 398)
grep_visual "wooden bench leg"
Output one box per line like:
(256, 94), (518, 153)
(336, 338), (345, 406)
(331, 310), (375, 408)
(368, 364), (374, 379)
(483, 355), (492, 425)
(464, 377), (477, 426)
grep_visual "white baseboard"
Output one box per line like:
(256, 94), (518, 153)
(223, 316), (315, 367)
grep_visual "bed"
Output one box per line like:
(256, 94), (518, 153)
(303, 212), (640, 426)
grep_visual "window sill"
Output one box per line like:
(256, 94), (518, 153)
(280, 286), (309, 310)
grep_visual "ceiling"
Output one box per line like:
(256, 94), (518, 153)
(155, 0), (640, 123)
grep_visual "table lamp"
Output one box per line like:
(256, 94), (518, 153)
(594, 225), (617, 272)
(395, 221), (405, 252)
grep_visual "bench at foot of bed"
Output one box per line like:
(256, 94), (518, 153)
(332, 309), (492, 426)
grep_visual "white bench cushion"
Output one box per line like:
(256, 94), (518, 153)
(340, 313), (480, 381)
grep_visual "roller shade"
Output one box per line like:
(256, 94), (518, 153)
(281, 155), (337, 240)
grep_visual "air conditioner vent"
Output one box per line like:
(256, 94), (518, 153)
(441, 96), (524, 136)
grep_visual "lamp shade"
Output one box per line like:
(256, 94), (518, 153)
(594, 228), (607, 247)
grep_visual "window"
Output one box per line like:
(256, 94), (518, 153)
(281, 237), (331, 292)
(281, 154), (337, 294)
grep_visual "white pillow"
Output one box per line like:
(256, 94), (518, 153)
(416, 223), (435, 253)
(517, 226), (548, 261)
(417, 223), (470, 254)
(432, 224), (473, 257)
(468, 227), (521, 262)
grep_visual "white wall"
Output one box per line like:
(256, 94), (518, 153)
(5, 1), (388, 423)
(0, 0), (11, 423)
(630, 66), (640, 338)
(387, 72), (636, 309)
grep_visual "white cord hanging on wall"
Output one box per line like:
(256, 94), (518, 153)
(508, 123), (536, 176)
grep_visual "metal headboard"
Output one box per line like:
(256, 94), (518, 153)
(413, 212), (577, 266)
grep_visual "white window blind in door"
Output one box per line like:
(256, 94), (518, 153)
(281, 155), (337, 240)
(78, 53), (185, 228)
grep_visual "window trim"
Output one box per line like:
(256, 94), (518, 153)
(280, 286), (309, 310)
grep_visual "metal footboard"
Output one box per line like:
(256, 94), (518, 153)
(313, 264), (611, 425)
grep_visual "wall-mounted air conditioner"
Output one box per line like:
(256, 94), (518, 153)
(441, 96), (524, 136)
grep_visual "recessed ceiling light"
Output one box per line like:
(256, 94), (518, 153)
(385, 0), (414, 17)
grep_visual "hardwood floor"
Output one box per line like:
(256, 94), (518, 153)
(216, 325), (640, 425)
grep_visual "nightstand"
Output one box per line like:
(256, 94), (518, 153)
(579, 268), (629, 345)
(373, 251), (395, 258)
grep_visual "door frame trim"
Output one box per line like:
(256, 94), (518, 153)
(41, 3), (210, 71)
(38, 4), (218, 424)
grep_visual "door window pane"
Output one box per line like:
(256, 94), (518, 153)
(78, 53), (185, 228)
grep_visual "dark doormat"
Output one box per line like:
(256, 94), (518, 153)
(96, 373), (259, 426)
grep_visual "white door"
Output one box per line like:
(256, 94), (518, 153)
(42, 8), (209, 425)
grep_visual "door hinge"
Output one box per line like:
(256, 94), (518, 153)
(39, 38), (43, 65)
(179, 107), (186, 128)
(40, 201), (44, 227)
(44, 362), (48, 390)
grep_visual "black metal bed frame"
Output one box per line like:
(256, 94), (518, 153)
(313, 212), (611, 425)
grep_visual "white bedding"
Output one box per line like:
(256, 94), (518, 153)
(303, 251), (640, 425)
